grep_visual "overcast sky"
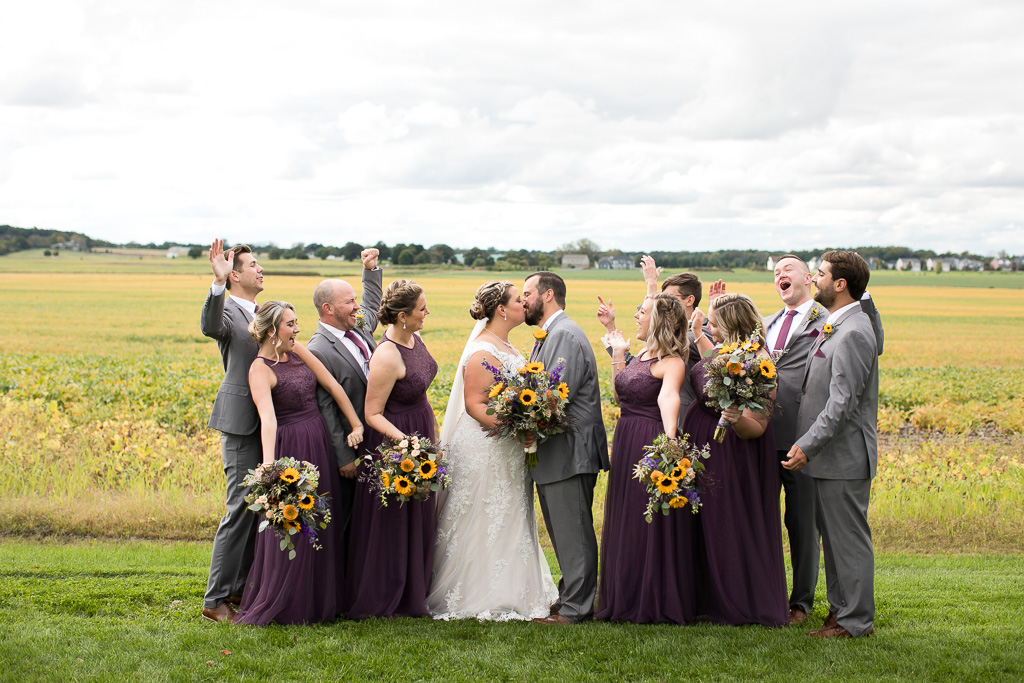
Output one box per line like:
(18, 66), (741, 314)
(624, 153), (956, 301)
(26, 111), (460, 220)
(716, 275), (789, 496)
(2, 0), (1022, 254)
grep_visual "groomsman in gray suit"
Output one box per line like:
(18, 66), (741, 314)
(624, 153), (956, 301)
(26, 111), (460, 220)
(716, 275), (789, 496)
(200, 239), (264, 623)
(783, 251), (880, 638)
(523, 271), (609, 624)
(306, 248), (383, 530)
(767, 254), (884, 626)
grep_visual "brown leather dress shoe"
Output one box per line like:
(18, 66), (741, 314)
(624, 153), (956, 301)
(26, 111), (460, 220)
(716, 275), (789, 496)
(226, 596), (242, 606)
(549, 602), (562, 616)
(201, 603), (237, 624)
(808, 625), (874, 639)
(533, 613), (573, 625)
(821, 611), (838, 630)
(789, 606), (808, 625)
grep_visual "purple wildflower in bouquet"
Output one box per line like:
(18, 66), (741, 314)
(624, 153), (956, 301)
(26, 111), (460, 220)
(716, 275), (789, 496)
(632, 433), (711, 522)
(360, 433), (450, 507)
(241, 457), (332, 560)
(702, 328), (780, 442)
(482, 357), (572, 469)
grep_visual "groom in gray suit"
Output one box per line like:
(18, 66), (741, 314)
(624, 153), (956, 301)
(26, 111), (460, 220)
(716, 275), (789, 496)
(200, 239), (264, 623)
(783, 251), (879, 638)
(522, 271), (609, 624)
(306, 248), (383, 530)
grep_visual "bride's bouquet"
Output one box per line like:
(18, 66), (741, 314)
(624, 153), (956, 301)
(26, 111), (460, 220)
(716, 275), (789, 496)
(361, 433), (450, 507)
(482, 357), (572, 468)
(633, 433), (710, 522)
(702, 329), (780, 442)
(241, 458), (332, 560)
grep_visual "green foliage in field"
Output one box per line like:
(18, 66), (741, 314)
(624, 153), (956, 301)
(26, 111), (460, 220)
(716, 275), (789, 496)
(1, 269), (1023, 548)
(1, 539), (1022, 681)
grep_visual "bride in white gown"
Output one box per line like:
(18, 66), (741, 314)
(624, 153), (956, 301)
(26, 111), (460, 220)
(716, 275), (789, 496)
(427, 280), (557, 621)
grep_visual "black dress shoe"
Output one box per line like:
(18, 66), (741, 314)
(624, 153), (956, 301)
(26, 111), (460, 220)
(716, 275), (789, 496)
(201, 603), (237, 623)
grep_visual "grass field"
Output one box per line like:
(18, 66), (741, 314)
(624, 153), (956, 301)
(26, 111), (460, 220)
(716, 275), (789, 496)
(1, 250), (1023, 550)
(0, 539), (1021, 681)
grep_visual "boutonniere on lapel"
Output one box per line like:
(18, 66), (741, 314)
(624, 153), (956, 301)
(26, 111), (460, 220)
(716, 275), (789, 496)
(822, 323), (836, 340)
(355, 311), (366, 329)
(805, 305), (823, 324)
(533, 329), (547, 345)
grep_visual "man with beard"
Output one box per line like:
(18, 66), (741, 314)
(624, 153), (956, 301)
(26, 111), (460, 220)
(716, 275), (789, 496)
(783, 251), (879, 638)
(306, 248), (382, 533)
(200, 239), (264, 623)
(522, 271), (609, 625)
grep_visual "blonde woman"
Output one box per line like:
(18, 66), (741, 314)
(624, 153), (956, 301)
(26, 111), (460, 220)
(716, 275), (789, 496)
(344, 279), (440, 620)
(595, 293), (693, 623)
(682, 292), (787, 627)
(235, 301), (364, 626)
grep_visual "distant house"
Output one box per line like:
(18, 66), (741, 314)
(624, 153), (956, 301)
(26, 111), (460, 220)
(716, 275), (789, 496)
(561, 253), (590, 269)
(766, 256), (776, 271)
(166, 246), (190, 259)
(991, 257), (1014, 271)
(597, 255), (633, 270)
(807, 256), (821, 273)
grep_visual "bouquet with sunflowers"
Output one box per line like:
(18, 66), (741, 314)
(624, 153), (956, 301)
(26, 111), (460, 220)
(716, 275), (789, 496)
(362, 433), (450, 507)
(241, 458), (332, 560)
(482, 357), (572, 469)
(633, 433), (710, 522)
(702, 329), (780, 442)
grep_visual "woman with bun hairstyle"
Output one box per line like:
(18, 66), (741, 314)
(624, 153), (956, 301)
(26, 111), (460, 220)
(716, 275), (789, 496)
(344, 279), (440, 619)
(235, 301), (364, 625)
(426, 281), (557, 621)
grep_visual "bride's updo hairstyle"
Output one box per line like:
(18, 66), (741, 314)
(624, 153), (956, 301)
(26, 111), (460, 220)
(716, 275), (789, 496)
(644, 293), (690, 361)
(469, 280), (513, 321)
(379, 279), (424, 326)
(249, 300), (295, 359)
(711, 293), (765, 346)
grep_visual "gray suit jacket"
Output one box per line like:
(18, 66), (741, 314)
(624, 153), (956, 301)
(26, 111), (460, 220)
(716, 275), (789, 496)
(306, 268), (383, 468)
(201, 291), (260, 436)
(794, 306), (879, 480)
(531, 313), (610, 485)
(767, 297), (883, 451)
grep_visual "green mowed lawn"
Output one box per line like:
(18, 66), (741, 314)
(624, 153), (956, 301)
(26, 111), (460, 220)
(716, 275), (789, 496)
(1, 539), (1021, 681)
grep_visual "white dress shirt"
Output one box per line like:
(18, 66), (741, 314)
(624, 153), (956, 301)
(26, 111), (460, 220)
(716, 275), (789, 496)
(320, 321), (370, 378)
(766, 299), (814, 351)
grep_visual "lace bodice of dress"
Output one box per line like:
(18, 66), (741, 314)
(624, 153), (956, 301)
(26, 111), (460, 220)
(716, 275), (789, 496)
(462, 339), (525, 375)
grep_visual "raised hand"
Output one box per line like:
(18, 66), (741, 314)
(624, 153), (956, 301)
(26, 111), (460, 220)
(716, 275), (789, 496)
(209, 238), (234, 285)
(708, 279), (727, 302)
(606, 329), (631, 354)
(689, 307), (706, 331)
(361, 248), (380, 270)
(596, 295), (616, 332)
(640, 254), (662, 293)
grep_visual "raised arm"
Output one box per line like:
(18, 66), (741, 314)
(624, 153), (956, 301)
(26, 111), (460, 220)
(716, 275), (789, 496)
(360, 250), (384, 335)
(640, 255), (661, 296)
(292, 342), (364, 447)
(607, 331), (631, 403)
(249, 360), (278, 465)
(200, 239), (236, 340)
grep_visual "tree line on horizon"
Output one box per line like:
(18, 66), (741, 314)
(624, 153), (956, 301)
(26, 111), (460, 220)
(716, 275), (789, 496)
(1, 224), (1018, 271)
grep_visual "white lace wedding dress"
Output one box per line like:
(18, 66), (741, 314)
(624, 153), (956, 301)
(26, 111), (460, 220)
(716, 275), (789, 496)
(427, 339), (557, 621)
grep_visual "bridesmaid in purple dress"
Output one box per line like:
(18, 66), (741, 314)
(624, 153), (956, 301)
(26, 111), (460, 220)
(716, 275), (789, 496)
(595, 294), (692, 623)
(684, 293), (788, 627)
(236, 301), (365, 625)
(345, 280), (439, 620)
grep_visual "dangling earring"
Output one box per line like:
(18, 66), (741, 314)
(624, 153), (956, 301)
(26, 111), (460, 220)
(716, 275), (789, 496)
(502, 309), (507, 321)
(403, 320), (407, 330)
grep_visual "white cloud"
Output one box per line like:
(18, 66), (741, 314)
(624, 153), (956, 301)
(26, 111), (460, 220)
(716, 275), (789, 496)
(1, 0), (1023, 254)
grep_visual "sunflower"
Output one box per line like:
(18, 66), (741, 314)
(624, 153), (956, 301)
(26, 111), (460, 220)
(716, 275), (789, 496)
(282, 504), (299, 521)
(726, 361), (743, 375)
(759, 358), (776, 379)
(419, 459), (437, 479)
(823, 323), (834, 336)
(525, 361), (544, 374)
(283, 520), (301, 532)
(298, 494), (315, 510)
(533, 329), (547, 341)
(400, 458), (415, 473)
(518, 367), (528, 375)
(669, 466), (685, 480)
(557, 382), (569, 400)
(668, 496), (689, 509)
(656, 477), (678, 494)
(280, 467), (300, 483)
(381, 471), (391, 489)
(488, 382), (504, 398)
(519, 389), (537, 406)
(393, 476), (415, 497)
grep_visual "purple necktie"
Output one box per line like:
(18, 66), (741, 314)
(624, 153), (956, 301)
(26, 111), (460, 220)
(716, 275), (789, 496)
(344, 330), (371, 363)
(772, 310), (798, 352)
(253, 304), (259, 313)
